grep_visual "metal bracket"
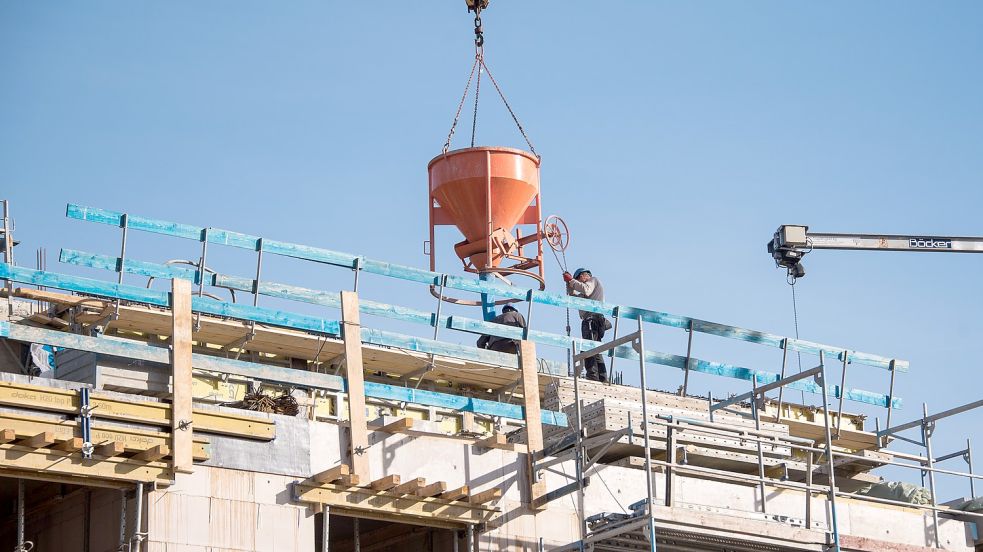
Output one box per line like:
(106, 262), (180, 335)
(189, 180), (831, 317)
(79, 387), (94, 459)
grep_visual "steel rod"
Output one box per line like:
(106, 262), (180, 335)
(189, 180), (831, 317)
(353, 517), (360, 552)
(970, 438), (976, 498)
(609, 306), (620, 377)
(132, 482), (145, 552)
(711, 366), (822, 413)
(635, 317), (658, 552)
(253, 238), (264, 307)
(572, 342), (587, 544)
(573, 331), (641, 362)
(322, 505), (330, 552)
(119, 489), (127, 552)
(835, 351), (848, 437)
(817, 352), (841, 552)
(16, 478), (25, 552)
(884, 359), (897, 443)
(775, 339), (789, 422)
(751, 378), (767, 514)
(880, 398), (983, 437)
(922, 403), (941, 549)
(681, 320), (694, 396)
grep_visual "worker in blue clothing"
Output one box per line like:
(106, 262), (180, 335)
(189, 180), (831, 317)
(563, 268), (610, 382)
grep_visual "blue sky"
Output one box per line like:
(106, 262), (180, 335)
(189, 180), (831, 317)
(2, 2), (982, 500)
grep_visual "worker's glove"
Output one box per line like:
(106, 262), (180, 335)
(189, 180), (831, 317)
(562, 272), (573, 282)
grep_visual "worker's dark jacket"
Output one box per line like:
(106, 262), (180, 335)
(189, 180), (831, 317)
(476, 311), (527, 353)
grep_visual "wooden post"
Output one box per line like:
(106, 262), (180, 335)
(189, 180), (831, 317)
(341, 291), (369, 480)
(170, 278), (194, 473)
(519, 340), (547, 508)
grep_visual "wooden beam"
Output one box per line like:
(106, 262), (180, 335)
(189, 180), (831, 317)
(469, 487), (502, 505)
(171, 278), (194, 473)
(293, 483), (498, 529)
(0, 443), (171, 485)
(474, 433), (510, 450)
(133, 444), (169, 462)
(312, 464), (350, 484)
(341, 291), (369, 480)
(519, 340), (547, 509)
(95, 441), (125, 458)
(392, 477), (426, 496)
(20, 432), (55, 449)
(0, 429), (14, 444)
(439, 485), (469, 502)
(377, 417), (413, 434)
(337, 474), (360, 487)
(415, 481), (447, 498)
(369, 474), (400, 491)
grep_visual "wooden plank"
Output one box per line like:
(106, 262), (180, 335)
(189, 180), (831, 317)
(312, 464), (350, 484)
(171, 278), (194, 473)
(474, 434), (509, 450)
(64, 204), (906, 373)
(519, 341), (543, 453)
(341, 291), (369, 480)
(376, 417), (413, 434)
(133, 444), (169, 462)
(95, 441), (125, 458)
(55, 437), (84, 452)
(0, 429), (14, 444)
(468, 487), (502, 505)
(416, 481), (447, 498)
(292, 483), (497, 528)
(392, 477), (426, 496)
(20, 432), (55, 449)
(440, 485), (469, 501)
(369, 474), (400, 491)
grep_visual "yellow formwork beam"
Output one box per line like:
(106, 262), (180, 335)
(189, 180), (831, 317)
(0, 411), (210, 460)
(0, 380), (274, 440)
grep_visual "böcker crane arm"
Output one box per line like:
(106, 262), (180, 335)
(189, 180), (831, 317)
(768, 224), (983, 279)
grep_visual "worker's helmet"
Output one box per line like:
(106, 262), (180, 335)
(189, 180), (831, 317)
(502, 305), (518, 313)
(573, 268), (591, 279)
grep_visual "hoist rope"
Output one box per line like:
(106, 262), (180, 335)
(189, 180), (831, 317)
(790, 279), (806, 404)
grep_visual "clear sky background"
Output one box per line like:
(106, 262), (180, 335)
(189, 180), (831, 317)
(2, 2), (982, 501)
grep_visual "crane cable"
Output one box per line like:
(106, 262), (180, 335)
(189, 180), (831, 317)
(442, 4), (538, 157)
(789, 278), (806, 404)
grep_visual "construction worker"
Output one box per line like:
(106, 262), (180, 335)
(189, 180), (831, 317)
(476, 305), (526, 354)
(564, 268), (610, 382)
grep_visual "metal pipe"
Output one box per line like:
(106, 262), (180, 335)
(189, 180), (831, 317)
(453, 529), (459, 552)
(352, 257), (361, 292)
(118, 489), (127, 552)
(635, 317), (658, 552)
(466, 525), (474, 552)
(524, 289), (534, 340)
(432, 275), (446, 340)
(751, 378), (767, 514)
(322, 506), (330, 552)
(922, 403), (941, 549)
(806, 452), (813, 529)
(253, 238), (264, 307)
(353, 517), (360, 552)
(681, 320), (694, 396)
(608, 307), (620, 377)
(131, 482), (145, 552)
(884, 359), (897, 443)
(572, 342), (587, 544)
(16, 479), (25, 552)
(969, 438), (976, 498)
(880, 398), (983, 438)
(817, 352), (841, 552)
(664, 417), (675, 507)
(835, 351), (848, 437)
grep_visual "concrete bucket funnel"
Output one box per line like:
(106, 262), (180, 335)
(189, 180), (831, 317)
(428, 147), (541, 271)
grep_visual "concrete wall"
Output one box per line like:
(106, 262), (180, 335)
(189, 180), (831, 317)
(135, 414), (978, 551)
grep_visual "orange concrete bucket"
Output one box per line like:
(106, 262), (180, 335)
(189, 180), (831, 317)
(428, 146), (541, 250)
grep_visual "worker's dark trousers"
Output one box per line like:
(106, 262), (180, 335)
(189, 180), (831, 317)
(581, 315), (607, 382)
(488, 340), (520, 354)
